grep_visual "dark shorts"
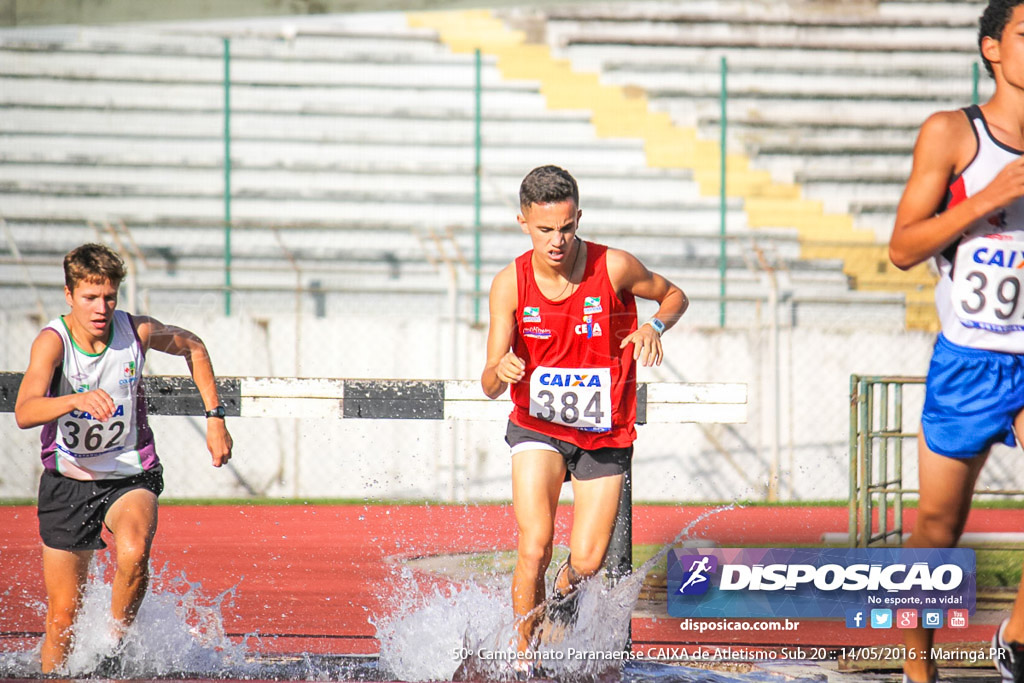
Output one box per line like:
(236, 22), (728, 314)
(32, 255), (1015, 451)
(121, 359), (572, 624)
(922, 334), (1024, 459)
(37, 465), (164, 551)
(505, 421), (631, 481)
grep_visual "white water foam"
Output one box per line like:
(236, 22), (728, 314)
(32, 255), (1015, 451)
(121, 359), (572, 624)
(375, 566), (515, 681)
(0, 555), (250, 678)
(374, 505), (742, 682)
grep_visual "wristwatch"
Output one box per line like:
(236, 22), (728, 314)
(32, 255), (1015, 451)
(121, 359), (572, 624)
(645, 317), (666, 336)
(204, 405), (226, 419)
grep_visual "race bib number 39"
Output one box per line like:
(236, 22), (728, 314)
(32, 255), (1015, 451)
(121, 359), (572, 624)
(529, 366), (611, 432)
(952, 237), (1024, 332)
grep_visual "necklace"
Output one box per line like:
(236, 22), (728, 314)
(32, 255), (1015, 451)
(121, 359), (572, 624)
(554, 237), (581, 300)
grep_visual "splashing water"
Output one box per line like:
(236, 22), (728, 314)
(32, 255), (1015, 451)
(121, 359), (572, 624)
(0, 555), (249, 679)
(373, 505), (767, 683)
(1, 503), (826, 682)
(375, 566), (514, 681)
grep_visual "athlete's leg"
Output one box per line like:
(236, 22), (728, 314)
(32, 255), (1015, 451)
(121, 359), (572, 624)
(40, 546), (92, 673)
(104, 488), (158, 639)
(555, 473), (623, 596)
(511, 448), (566, 652)
(902, 431), (987, 683)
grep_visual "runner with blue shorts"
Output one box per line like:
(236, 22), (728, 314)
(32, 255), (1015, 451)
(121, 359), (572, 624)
(890, 2), (1024, 681)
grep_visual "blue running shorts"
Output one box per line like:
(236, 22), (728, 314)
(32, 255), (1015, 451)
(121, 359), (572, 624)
(922, 334), (1024, 459)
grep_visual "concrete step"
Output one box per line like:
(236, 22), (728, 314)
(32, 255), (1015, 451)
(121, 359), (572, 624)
(563, 43), (982, 75)
(0, 76), (553, 114)
(0, 49), (529, 90)
(547, 18), (976, 52)
(0, 107), (602, 144)
(0, 134), (649, 170)
(0, 189), (753, 230)
(539, 2), (980, 28)
(0, 163), (705, 205)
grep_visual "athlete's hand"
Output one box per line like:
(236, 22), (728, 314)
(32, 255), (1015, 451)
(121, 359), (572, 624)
(495, 352), (526, 385)
(620, 323), (663, 367)
(206, 419), (233, 467)
(70, 389), (116, 422)
(977, 156), (1024, 214)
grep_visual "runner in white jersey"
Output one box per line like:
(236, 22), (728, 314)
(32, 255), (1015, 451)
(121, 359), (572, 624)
(890, 3), (1024, 682)
(42, 309), (157, 480)
(14, 243), (234, 674)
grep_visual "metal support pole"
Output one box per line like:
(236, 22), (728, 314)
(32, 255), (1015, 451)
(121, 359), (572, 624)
(718, 56), (728, 328)
(223, 37), (233, 317)
(878, 383), (889, 542)
(605, 469), (633, 581)
(605, 468), (632, 651)
(473, 48), (483, 326)
(849, 375), (860, 547)
(894, 382), (904, 544)
(856, 378), (872, 544)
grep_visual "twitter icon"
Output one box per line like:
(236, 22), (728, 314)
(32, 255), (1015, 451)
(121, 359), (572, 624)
(871, 609), (893, 629)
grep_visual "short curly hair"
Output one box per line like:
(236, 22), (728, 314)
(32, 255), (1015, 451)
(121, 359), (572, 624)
(519, 165), (579, 210)
(979, 0), (1024, 78)
(64, 243), (126, 291)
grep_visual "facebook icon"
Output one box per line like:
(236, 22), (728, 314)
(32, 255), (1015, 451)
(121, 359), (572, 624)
(846, 608), (866, 629)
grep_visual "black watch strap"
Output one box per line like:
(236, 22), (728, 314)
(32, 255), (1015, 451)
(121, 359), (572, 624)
(204, 405), (226, 419)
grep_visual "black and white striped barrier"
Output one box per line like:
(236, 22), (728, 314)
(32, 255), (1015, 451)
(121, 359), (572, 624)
(0, 375), (748, 423)
(0, 373), (746, 587)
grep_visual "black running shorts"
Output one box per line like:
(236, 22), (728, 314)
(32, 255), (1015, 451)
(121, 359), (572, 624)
(37, 465), (164, 551)
(505, 421), (631, 480)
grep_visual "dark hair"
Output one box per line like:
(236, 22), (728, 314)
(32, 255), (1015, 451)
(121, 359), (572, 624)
(64, 243), (126, 291)
(979, 0), (1024, 78)
(519, 165), (579, 209)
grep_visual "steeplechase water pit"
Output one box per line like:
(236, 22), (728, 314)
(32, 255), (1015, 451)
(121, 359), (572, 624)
(0, 375), (1017, 681)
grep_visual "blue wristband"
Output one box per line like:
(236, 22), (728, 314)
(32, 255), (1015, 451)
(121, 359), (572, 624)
(645, 317), (666, 336)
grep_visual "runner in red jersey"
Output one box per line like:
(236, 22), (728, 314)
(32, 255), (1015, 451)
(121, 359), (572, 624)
(481, 166), (687, 662)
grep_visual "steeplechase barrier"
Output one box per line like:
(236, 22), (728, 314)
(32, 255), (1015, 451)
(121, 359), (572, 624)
(0, 372), (747, 579)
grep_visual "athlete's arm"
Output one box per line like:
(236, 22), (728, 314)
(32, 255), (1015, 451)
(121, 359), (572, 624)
(15, 329), (117, 428)
(608, 249), (687, 367)
(134, 315), (233, 467)
(481, 264), (524, 399)
(890, 109), (1024, 269)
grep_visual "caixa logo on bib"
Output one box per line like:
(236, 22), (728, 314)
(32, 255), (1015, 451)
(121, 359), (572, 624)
(537, 372), (603, 388)
(667, 548), (975, 620)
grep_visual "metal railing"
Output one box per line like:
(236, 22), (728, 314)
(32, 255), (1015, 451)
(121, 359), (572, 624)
(849, 374), (1024, 547)
(848, 375), (923, 547)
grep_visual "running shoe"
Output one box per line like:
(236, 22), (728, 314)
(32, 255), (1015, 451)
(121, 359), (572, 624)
(993, 618), (1024, 682)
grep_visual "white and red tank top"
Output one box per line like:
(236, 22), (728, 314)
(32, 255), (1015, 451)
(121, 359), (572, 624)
(39, 310), (159, 480)
(509, 241), (638, 449)
(936, 105), (1024, 353)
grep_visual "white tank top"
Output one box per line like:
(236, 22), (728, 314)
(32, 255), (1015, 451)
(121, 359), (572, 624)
(935, 105), (1024, 353)
(40, 310), (159, 480)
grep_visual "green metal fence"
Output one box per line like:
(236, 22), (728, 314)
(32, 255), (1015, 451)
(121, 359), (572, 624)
(850, 374), (1024, 548)
(848, 374), (924, 548)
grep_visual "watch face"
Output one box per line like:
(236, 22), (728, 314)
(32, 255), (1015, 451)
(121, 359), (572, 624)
(207, 406), (225, 418)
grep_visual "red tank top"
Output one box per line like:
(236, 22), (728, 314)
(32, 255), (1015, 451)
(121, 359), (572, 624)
(509, 241), (638, 449)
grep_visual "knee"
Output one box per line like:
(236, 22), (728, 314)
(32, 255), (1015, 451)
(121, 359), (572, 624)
(516, 539), (553, 577)
(115, 541), (151, 577)
(568, 550), (605, 578)
(46, 603), (77, 636)
(911, 510), (961, 548)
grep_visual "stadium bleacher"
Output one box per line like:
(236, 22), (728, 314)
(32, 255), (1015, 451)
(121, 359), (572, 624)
(0, 2), (980, 328)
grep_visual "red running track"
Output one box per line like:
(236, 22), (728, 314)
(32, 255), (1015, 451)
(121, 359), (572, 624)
(1, 504), (1020, 655)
